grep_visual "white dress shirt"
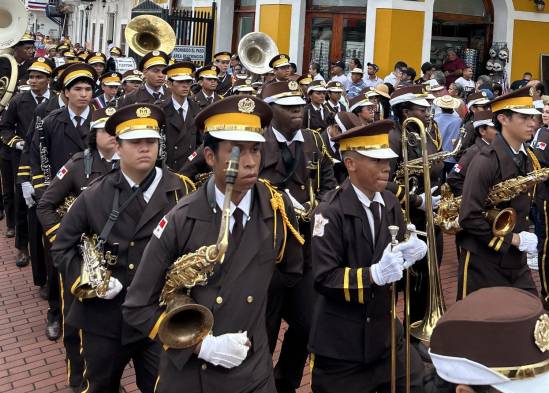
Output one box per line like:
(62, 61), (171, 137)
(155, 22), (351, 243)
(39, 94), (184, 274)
(58, 95), (66, 108)
(68, 106), (91, 127)
(172, 97), (189, 121)
(98, 150), (120, 162)
(311, 103), (325, 120)
(352, 184), (385, 242)
(145, 84), (165, 97)
(272, 127), (304, 145)
(215, 186), (251, 232)
(31, 89), (51, 104)
(122, 167), (163, 203)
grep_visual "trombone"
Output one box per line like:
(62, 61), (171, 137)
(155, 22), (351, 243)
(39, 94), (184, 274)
(398, 117), (446, 393)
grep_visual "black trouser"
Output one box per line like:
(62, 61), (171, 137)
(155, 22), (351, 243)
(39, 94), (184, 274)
(80, 332), (160, 393)
(59, 274), (85, 389)
(537, 200), (549, 305)
(0, 156), (28, 249)
(27, 206), (47, 287)
(43, 240), (61, 322)
(0, 157), (15, 229)
(267, 267), (315, 393)
(311, 339), (424, 393)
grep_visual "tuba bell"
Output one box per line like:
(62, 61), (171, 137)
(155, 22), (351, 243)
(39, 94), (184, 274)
(238, 32), (279, 75)
(125, 15), (176, 57)
(0, 0), (28, 111)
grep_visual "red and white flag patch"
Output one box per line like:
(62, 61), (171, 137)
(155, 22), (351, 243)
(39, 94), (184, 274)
(537, 141), (546, 151)
(188, 151), (198, 161)
(453, 163), (462, 173)
(56, 166), (68, 179)
(153, 216), (168, 239)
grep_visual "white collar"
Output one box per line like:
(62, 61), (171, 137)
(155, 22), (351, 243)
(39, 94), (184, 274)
(215, 186), (252, 221)
(172, 97), (189, 111)
(202, 90), (214, 99)
(31, 89), (50, 100)
(121, 167), (162, 203)
(311, 103), (323, 111)
(271, 127), (304, 144)
(509, 143), (527, 155)
(145, 83), (164, 96)
(68, 106), (90, 122)
(58, 95), (66, 108)
(329, 100), (340, 108)
(351, 184), (385, 208)
(98, 149), (119, 162)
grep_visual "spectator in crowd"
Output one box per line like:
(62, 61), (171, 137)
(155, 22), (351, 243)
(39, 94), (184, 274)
(309, 62), (325, 82)
(448, 82), (468, 118)
(510, 71), (532, 90)
(415, 62), (436, 85)
(363, 62), (383, 88)
(229, 54), (240, 75)
(492, 82), (503, 98)
(431, 70), (447, 89)
(454, 65), (475, 93)
(347, 57), (362, 75)
(106, 39), (114, 59)
(330, 60), (350, 91)
(476, 74), (494, 99)
(347, 68), (367, 99)
(401, 67), (417, 86)
(442, 49), (466, 87)
(527, 80), (546, 109)
(383, 60), (407, 88)
(434, 95), (462, 177)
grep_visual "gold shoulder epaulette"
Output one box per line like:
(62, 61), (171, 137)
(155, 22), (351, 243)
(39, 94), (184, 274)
(258, 178), (305, 262)
(176, 173), (197, 194)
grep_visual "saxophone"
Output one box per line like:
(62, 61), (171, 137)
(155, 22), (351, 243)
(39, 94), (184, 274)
(74, 234), (119, 299)
(294, 152), (319, 222)
(157, 146), (240, 349)
(36, 116), (51, 184)
(435, 168), (549, 235)
(56, 195), (76, 217)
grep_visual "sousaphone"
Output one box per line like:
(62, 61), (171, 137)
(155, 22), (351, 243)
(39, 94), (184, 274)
(125, 15), (176, 57)
(0, 0), (27, 111)
(238, 32), (279, 75)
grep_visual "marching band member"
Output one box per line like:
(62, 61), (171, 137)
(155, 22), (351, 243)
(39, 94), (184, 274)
(296, 74), (312, 96)
(268, 54), (292, 83)
(349, 93), (376, 125)
(85, 52), (107, 77)
(50, 103), (193, 393)
(303, 80), (329, 131)
(158, 61), (202, 171)
(120, 69), (143, 97)
(458, 91), (491, 156)
(458, 86), (541, 299)
(106, 46), (123, 73)
(36, 107), (118, 392)
(260, 81), (336, 393)
(93, 72), (122, 108)
(118, 50), (170, 106)
(309, 120), (426, 392)
(192, 65), (223, 110)
(231, 78), (256, 96)
(324, 81), (346, 114)
(122, 96), (303, 393)
(213, 51), (233, 96)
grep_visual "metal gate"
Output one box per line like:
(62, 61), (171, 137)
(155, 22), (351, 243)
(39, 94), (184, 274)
(129, 0), (216, 66)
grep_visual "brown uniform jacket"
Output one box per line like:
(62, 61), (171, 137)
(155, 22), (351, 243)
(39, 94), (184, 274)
(309, 180), (406, 363)
(50, 168), (192, 343)
(458, 134), (534, 269)
(36, 149), (117, 243)
(122, 180), (303, 393)
(158, 97), (203, 171)
(320, 130), (347, 185)
(117, 85), (171, 107)
(447, 136), (488, 197)
(191, 90), (222, 111)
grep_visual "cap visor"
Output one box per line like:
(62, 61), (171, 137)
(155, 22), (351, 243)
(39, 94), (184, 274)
(273, 96), (307, 106)
(328, 88), (344, 93)
(118, 129), (161, 140)
(411, 98), (431, 107)
(169, 75), (194, 81)
(512, 107), (542, 115)
(91, 121), (107, 129)
(103, 82), (121, 87)
(494, 371), (549, 393)
(355, 148), (398, 159)
(274, 62), (290, 68)
(123, 77), (142, 83)
(468, 98), (490, 109)
(209, 130), (265, 143)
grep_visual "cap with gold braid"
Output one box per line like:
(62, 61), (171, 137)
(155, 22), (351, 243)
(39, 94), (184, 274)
(332, 119), (398, 159)
(348, 93), (376, 112)
(430, 287), (549, 393)
(297, 74), (313, 86)
(260, 81), (306, 106)
(99, 72), (122, 86)
(110, 47), (122, 56)
(268, 54), (291, 69)
(232, 78), (255, 93)
(307, 80), (327, 94)
(105, 103), (164, 140)
(213, 51), (231, 62)
(86, 52), (107, 65)
(60, 63), (98, 89)
(390, 85), (430, 107)
(61, 49), (78, 62)
(473, 109), (495, 129)
(121, 69), (143, 83)
(195, 95), (273, 142)
(138, 50), (170, 71)
(15, 32), (35, 47)
(55, 43), (70, 53)
(27, 57), (55, 76)
(195, 65), (220, 80)
(326, 81), (344, 93)
(91, 107), (117, 129)
(77, 50), (90, 61)
(162, 61), (196, 81)
(491, 86), (540, 115)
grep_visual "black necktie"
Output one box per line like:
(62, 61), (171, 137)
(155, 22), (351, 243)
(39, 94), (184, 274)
(231, 208), (244, 244)
(153, 92), (161, 101)
(178, 107), (185, 121)
(74, 115), (86, 137)
(36, 96), (44, 104)
(74, 115), (82, 127)
(333, 142), (340, 157)
(515, 152), (528, 176)
(370, 201), (382, 245)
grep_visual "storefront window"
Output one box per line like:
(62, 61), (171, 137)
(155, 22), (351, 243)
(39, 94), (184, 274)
(312, 0), (366, 6)
(239, 0), (256, 6)
(434, 0), (486, 17)
(342, 18), (366, 70)
(310, 17), (333, 78)
(237, 15), (254, 41)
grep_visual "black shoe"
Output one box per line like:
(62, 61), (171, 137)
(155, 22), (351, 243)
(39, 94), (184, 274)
(15, 251), (29, 267)
(0, 210), (4, 221)
(5, 228), (14, 238)
(412, 340), (432, 363)
(38, 285), (48, 300)
(45, 319), (61, 340)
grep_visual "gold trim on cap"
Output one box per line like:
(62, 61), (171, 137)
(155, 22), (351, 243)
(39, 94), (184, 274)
(492, 358), (549, 380)
(339, 134), (390, 152)
(492, 96), (535, 113)
(166, 67), (193, 78)
(204, 113), (262, 133)
(143, 56), (168, 70)
(116, 118), (160, 135)
(63, 69), (95, 86)
(273, 57), (290, 68)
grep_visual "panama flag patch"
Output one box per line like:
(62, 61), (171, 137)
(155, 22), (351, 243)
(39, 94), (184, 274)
(153, 216), (168, 239)
(453, 163), (462, 173)
(537, 141), (546, 151)
(56, 166), (68, 179)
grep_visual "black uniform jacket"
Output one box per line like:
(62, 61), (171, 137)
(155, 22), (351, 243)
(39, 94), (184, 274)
(191, 90), (222, 110)
(158, 97), (202, 171)
(50, 168), (191, 343)
(216, 73), (232, 96)
(447, 136), (488, 197)
(309, 180), (405, 363)
(29, 106), (92, 197)
(458, 134), (535, 269)
(0, 91), (38, 160)
(303, 103), (329, 132)
(122, 180), (303, 392)
(118, 85), (171, 107)
(532, 127), (549, 209)
(36, 149), (117, 244)
(320, 130), (347, 185)
(17, 95), (63, 185)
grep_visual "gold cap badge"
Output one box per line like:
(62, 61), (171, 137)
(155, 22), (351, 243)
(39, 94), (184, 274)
(238, 97), (255, 114)
(534, 314), (549, 352)
(105, 107), (116, 116)
(136, 107), (151, 118)
(288, 81), (299, 91)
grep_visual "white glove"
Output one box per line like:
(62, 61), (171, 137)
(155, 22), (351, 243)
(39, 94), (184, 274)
(285, 189), (305, 211)
(370, 243), (404, 286)
(393, 224), (428, 268)
(419, 186), (441, 211)
(97, 277), (123, 300)
(15, 141), (25, 150)
(198, 332), (250, 369)
(518, 231), (538, 254)
(21, 181), (35, 208)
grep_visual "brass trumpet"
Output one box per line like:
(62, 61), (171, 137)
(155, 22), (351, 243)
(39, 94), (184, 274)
(157, 146), (240, 349)
(294, 152), (319, 222)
